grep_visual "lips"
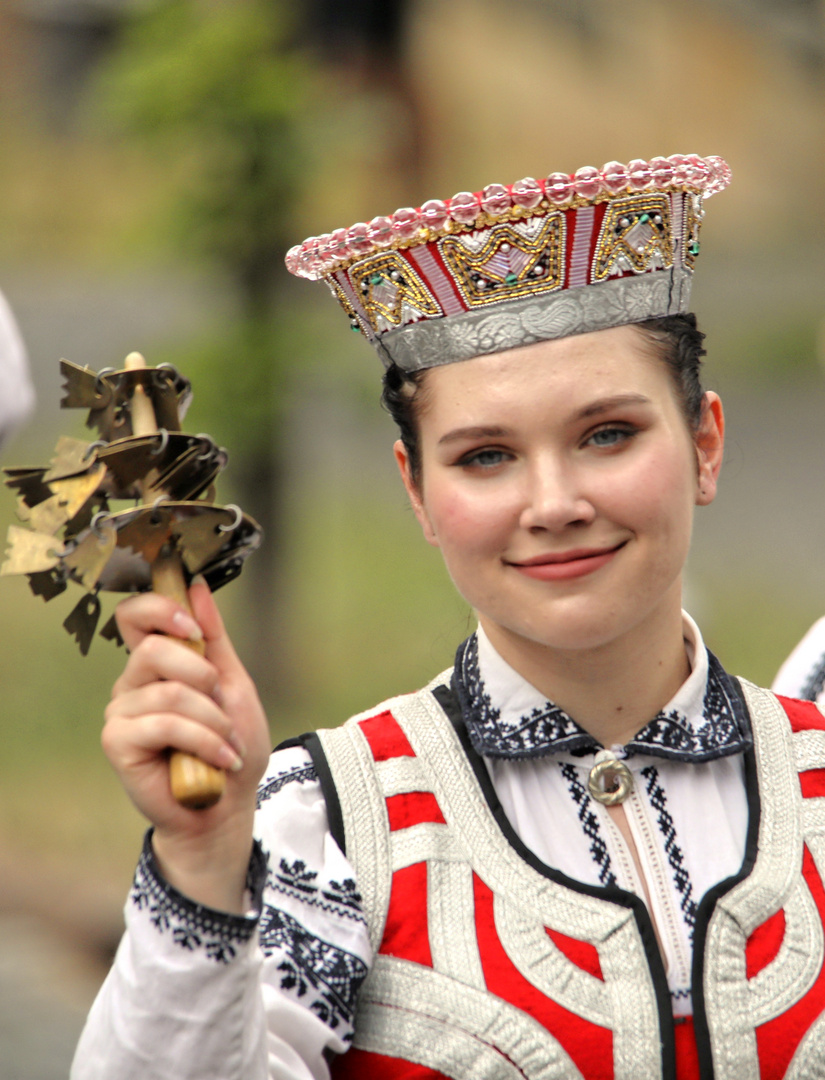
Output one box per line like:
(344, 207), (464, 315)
(507, 542), (626, 581)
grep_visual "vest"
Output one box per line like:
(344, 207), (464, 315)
(306, 672), (825, 1080)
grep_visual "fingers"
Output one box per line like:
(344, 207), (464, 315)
(115, 581), (245, 685)
(115, 591), (203, 655)
(110, 678), (245, 759)
(188, 577), (244, 675)
(102, 707), (243, 777)
(112, 628), (219, 698)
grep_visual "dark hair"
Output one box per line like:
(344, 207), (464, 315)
(381, 312), (707, 486)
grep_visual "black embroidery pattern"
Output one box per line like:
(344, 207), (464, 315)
(800, 653), (825, 702)
(641, 766), (697, 936)
(456, 635), (597, 759)
(456, 634), (751, 764)
(624, 653), (751, 762)
(559, 762), (616, 887)
(275, 858), (318, 895)
(268, 859), (367, 925)
(259, 905), (367, 1039)
(131, 833), (261, 964)
(256, 763), (318, 808)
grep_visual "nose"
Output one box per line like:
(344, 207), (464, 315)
(518, 457), (596, 533)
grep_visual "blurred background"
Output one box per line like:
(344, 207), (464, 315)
(0, 0), (823, 1073)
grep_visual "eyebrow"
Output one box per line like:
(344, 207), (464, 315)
(436, 395), (653, 445)
(576, 393), (652, 419)
(437, 425), (511, 446)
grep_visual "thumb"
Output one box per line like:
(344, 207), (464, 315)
(187, 576), (242, 675)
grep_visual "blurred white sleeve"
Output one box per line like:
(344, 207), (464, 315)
(772, 616), (825, 704)
(0, 288), (34, 448)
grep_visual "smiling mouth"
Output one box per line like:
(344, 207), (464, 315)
(507, 542), (626, 581)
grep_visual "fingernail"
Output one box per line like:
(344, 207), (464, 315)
(228, 729), (246, 759)
(218, 746), (243, 772)
(172, 611), (203, 642)
(192, 574), (208, 588)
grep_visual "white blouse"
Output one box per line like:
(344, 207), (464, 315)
(71, 614), (754, 1079)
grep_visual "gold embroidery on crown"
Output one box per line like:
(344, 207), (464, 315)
(349, 252), (440, 333)
(439, 215), (564, 308)
(683, 194), (702, 272)
(328, 278), (359, 322)
(593, 195), (673, 281)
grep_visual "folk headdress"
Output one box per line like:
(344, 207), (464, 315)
(286, 154), (731, 372)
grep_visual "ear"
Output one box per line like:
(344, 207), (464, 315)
(393, 440), (439, 547)
(694, 392), (724, 506)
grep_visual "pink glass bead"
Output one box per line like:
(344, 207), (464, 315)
(544, 172), (574, 205)
(346, 222), (372, 258)
(601, 161), (629, 195)
(300, 236), (324, 277)
(704, 156), (732, 196)
(391, 206), (421, 242)
(684, 153), (710, 188)
(420, 198), (448, 231)
(648, 157), (674, 189)
(667, 154), (691, 186)
(481, 183), (511, 216)
(511, 177), (543, 210)
(328, 227), (350, 262)
(315, 234), (333, 267)
(367, 215), (393, 247)
(627, 159), (652, 191)
(449, 191), (480, 225)
(573, 166), (603, 200)
(285, 245), (302, 276)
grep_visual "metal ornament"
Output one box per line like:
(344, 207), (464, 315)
(2, 350), (263, 810)
(1, 352), (261, 652)
(587, 749), (635, 806)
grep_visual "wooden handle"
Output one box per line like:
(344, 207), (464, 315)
(122, 353), (225, 809)
(123, 353), (225, 810)
(169, 749), (226, 811)
(151, 527), (226, 809)
(152, 545), (226, 810)
(124, 351), (158, 439)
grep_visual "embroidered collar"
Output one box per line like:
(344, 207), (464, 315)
(454, 614), (752, 763)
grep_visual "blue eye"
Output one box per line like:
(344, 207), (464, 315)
(587, 426), (634, 448)
(460, 448), (509, 468)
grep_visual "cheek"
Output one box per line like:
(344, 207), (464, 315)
(423, 482), (515, 554)
(601, 447), (696, 536)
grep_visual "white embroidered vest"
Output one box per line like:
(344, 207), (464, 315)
(313, 673), (825, 1079)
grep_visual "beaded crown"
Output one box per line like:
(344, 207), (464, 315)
(286, 154), (731, 371)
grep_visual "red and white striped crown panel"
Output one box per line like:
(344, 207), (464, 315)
(329, 190), (700, 347)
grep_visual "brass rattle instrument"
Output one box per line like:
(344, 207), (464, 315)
(1, 352), (261, 809)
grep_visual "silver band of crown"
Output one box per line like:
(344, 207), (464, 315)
(379, 268), (692, 371)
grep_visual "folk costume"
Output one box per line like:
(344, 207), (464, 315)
(72, 156), (825, 1079)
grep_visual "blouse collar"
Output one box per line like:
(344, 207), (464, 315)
(453, 614), (752, 763)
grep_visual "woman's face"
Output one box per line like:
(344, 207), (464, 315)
(395, 324), (724, 663)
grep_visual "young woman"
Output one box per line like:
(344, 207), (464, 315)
(71, 156), (825, 1080)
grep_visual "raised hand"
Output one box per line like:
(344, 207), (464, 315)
(102, 577), (271, 913)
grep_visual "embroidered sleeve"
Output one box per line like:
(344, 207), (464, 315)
(773, 616), (825, 704)
(255, 747), (372, 1057)
(71, 745), (372, 1080)
(128, 831), (264, 963)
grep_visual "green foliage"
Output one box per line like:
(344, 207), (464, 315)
(92, 0), (313, 303)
